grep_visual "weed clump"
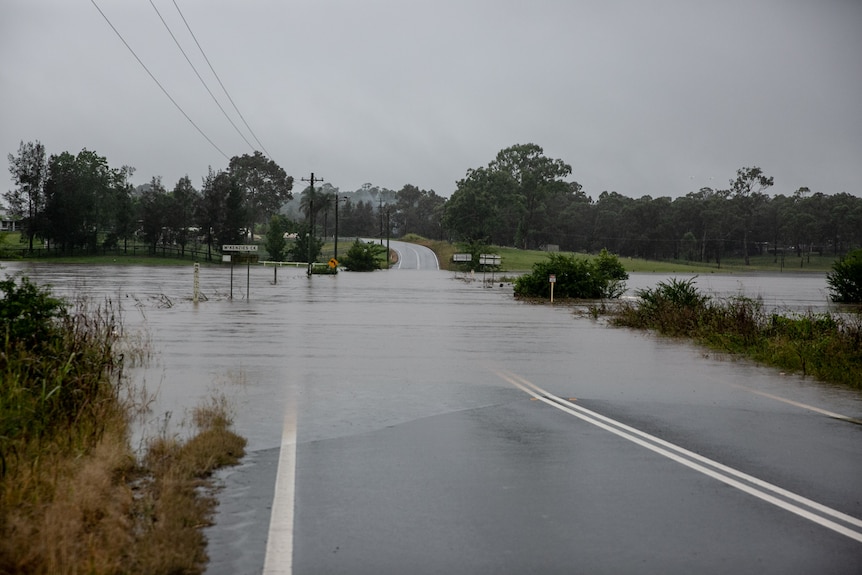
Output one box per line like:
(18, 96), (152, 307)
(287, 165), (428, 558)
(612, 277), (862, 389)
(0, 273), (246, 574)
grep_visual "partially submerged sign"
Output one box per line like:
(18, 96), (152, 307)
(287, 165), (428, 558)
(222, 245), (258, 300)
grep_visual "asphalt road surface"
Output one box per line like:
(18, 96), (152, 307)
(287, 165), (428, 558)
(388, 239), (440, 270)
(224, 268), (860, 574)
(5, 260), (860, 574)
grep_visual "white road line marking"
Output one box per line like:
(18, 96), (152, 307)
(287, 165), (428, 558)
(730, 384), (862, 425)
(263, 400), (298, 574)
(409, 246), (420, 270)
(495, 369), (862, 543)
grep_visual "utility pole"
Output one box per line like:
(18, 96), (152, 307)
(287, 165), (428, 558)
(302, 172), (323, 277)
(334, 195), (346, 261)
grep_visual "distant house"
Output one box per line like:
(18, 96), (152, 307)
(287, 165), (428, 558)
(0, 209), (19, 232)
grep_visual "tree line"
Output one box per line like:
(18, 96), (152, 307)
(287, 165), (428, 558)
(443, 143), (862, 264)
(6, 140), (861, 264)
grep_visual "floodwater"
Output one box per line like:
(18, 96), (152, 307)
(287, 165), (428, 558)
(624, 271), (836, 313)
(0, 261), (846, 447)
(3, 261), (861, 573)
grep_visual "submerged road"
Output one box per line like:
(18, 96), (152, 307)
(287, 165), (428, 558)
(5, 259), (860, 574)
(253, 268), (861, 574)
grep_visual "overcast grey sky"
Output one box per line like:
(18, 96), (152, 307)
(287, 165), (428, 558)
(2, 0), (860, 199)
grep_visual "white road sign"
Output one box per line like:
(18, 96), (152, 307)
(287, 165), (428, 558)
(222, 244), (258, 252)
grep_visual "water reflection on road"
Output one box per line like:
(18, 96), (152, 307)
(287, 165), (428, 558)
(0, 261), (846, 465)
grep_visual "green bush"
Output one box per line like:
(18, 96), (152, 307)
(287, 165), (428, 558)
(513, 249), (628, 299)
(0, 274), (67, 347)
(629, 277), (710, 334)
(342, 239), (385, 271)
(264, 215), (289, 261)
(827, 249), (862, 303)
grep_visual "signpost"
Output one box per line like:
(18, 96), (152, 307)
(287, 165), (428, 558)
(479, 254), (501, 285)
(549, 274), (556, 303)
(223, 245), (258, 299)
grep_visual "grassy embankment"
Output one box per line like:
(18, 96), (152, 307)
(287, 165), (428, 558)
(0, 275), (246, 574)
(609, 277), (862, 389)
(401, 234), (836, 273)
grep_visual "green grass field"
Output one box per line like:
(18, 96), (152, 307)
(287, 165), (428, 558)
(1, 231), (839, 273)
(475, 246), (835, 274)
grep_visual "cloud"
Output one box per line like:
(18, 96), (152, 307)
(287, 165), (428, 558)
(2, 0), (860, 199)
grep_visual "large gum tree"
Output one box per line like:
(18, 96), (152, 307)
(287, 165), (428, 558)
(228, 151), (293, 241)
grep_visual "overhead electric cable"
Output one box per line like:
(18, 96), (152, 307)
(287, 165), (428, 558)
(89, 0), (229, 160)
(148, 0), (256, 152)
(172, 0), (273, 158)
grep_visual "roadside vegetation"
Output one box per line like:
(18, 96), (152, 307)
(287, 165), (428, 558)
(610, 277), (862, 389)
(341, 239), (388, 271)
(0, 273), (246, 574)
(827, 248), (862, 303)
(514, 250), (629, 299)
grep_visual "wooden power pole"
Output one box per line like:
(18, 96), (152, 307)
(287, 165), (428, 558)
(302, 172), (323, 276)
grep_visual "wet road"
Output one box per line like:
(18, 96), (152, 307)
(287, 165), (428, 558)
(388, 239), (440, 270)
(3, 260), (861, 573)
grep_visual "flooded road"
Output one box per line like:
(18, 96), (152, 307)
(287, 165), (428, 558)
(3, 259), (861, 573)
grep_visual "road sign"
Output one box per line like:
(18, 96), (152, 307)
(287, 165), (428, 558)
(453, 253), (472, 262)
(222, 244), (258, 252)
(549, 274), (556, 283)
(479, 254), (501, 265)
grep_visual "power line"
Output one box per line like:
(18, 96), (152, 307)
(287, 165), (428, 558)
(171, 0), (273, 158)
(89, 0), (229, 160)
(148, 0), (256, 153)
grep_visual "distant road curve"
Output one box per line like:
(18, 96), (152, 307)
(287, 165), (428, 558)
(356, 238), (439, 270)
(388, 239), (440, 270)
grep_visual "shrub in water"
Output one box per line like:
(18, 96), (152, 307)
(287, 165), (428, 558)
(827, 249), (862, 303)
(514, 249), (628, 299)
(342, 239), (386, 271)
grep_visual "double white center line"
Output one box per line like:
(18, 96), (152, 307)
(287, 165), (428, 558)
(495, 369), (862, 544)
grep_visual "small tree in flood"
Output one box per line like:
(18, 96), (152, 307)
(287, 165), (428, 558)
(341, 239), (386, 271)
(288, 223), (322, 263)
(827, 249), (862, 303)
(514, 249), (628, 299)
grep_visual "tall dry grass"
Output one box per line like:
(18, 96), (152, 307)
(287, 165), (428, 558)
(0, 275), (246, 575)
